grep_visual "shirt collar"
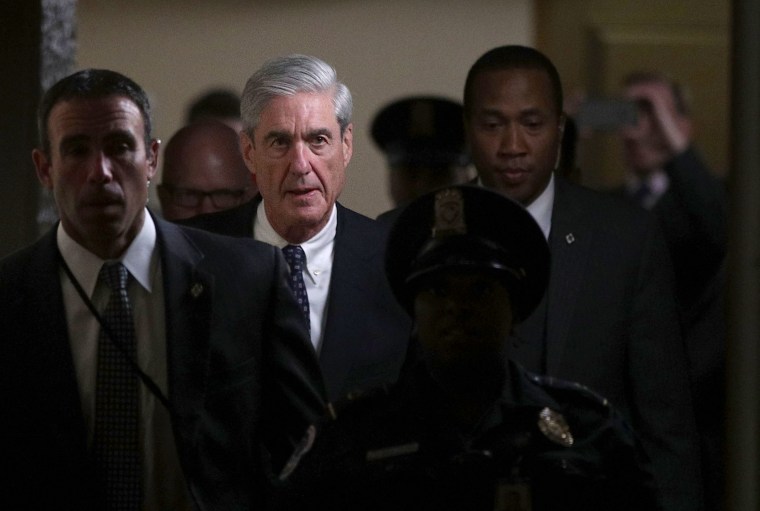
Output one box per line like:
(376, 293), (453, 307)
(57, 210), (158, 295)
(254, 202), (337, 285)
(525, 173), (554, 240)
(474, 174), (554, 240)
(120, 213), (157, 292)
(625, 169), (670, 197)
(254, 201), (337, 253)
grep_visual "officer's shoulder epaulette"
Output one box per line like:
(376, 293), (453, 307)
(524, 369), (614, 416)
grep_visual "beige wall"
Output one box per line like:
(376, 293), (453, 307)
(76, 0), (534, 218)
(536, 0), (730, 188)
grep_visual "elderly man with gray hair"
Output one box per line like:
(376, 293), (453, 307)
(184, 55), (411, 402)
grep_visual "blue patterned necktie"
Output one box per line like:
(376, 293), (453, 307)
(282, 245), (310, 330)
(94, 262), (141, 510)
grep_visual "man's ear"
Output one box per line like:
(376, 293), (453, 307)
(32, 148), (53, 189)
(342, 123), (353, 168)
(554, 113), (567, 170)
(240, 131), (256, 177)
(146, 138), (160, 181)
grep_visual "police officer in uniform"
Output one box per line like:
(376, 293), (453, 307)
(372, 96), (475, 218)
(271, 185), (659, 511)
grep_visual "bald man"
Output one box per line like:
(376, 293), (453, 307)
(158, 120), (256, 221)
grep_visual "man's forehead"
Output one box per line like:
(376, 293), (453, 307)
(49, 96), (145, 139)
(471, 69), (558, 115)
(257, 93), (338, 128)
(476, 68), (551, 95)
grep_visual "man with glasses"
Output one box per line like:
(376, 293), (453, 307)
(158, 120), (256, 221)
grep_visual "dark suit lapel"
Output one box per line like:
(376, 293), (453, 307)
(26, 229), (92, 463)
(544, 178), (595, 374)
(319, 205), (376, 396)
(155, 218), (214, 449)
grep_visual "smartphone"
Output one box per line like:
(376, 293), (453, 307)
(576, 98), (638, 130)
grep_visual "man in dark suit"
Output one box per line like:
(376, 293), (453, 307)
(616, 72), (726, 511)
(617, 72), (726, 303)
(463, 45), (702, 511)
(0, 68), (326, 510)
(183, 55), (411, 402)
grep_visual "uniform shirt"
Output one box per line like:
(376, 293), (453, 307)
(272, 358), (658, 511)
(254, 200), (337, 353)
(58, 212), (193, 511)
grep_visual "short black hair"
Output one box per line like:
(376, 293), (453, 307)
(186, 88), (241, 124)
(463, 45), (563, 118)
(37, 68), (153, 154)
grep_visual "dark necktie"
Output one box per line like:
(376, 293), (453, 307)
(282, 245), (310, 330)
(94, 262), (141, 510)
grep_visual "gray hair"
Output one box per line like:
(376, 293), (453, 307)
(240, 54), (352, 137)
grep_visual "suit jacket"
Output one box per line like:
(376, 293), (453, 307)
(0, 216), (326, 510)
(510, 176), (702, 511)
(612, 147), (727, 510)
(181, 198), (412, 401)
(612, 147), (726, 309)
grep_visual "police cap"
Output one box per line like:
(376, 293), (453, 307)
(371, 96), (468, 168)
(385, 185), (549, 322)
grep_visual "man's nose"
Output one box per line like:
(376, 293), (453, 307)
(499, 124), (526, 155)
(88, 152), (114, 183)
(289, 142), (311, 175)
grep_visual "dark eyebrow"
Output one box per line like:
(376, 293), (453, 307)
(264, 130), (292, 143)
(59, 129), (138, 151)
(59, 134), (90, 152)
(476, 108), (504, 118)
(477, 107), (549, 119)
(519, 107), (549, 118)
(306, 128), (333, 140)
(103, 129), (137, 140)
(102, 130), (139, 147)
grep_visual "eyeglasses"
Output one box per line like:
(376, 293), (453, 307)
(158, 184), (249, 209)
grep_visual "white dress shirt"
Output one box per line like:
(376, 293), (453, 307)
(475, 174), (555, 240)
(525, 173), (555, 241)
(625, 169), (670, 210)
(254, 201), (336, 353)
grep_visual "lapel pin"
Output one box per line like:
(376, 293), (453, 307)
(565, 233), (575, 244)
(190, 282), (204, 298)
